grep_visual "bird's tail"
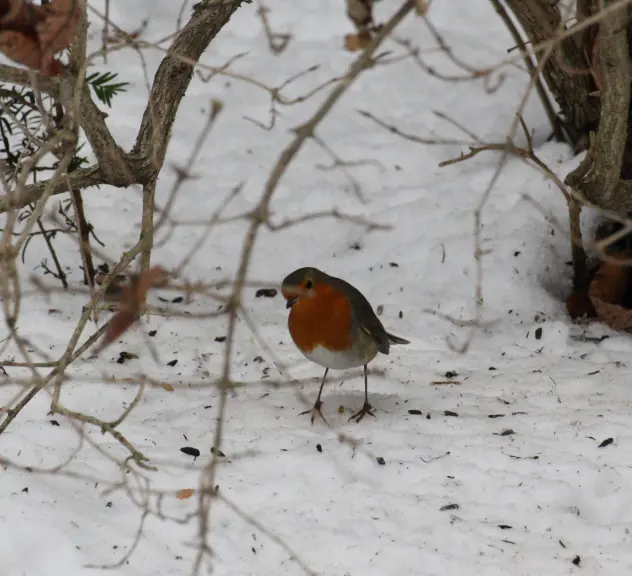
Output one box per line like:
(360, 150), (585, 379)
(386, 332), (410, 345)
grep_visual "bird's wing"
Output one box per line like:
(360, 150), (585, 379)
(328, 276), (390, 354)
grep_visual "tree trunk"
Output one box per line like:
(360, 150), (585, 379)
(503, 0), (600, 146)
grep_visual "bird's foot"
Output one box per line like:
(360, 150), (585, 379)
(299, 400), (328, 425)
(349, 401), (376, 423)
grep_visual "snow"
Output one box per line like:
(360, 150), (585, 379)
(2, 1), (632, 575)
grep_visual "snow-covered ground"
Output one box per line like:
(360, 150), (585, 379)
(2, 1), (632, 575)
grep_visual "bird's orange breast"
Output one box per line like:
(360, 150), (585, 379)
(288, 285), (353, 353)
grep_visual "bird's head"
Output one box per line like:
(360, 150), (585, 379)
(281, 267), (327, 309)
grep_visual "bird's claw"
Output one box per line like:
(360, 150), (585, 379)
(299, 400), (328, 425)
(349, 402), (376, 423)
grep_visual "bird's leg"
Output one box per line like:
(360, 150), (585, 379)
(349, 364), (376, 423)
(300, 368), (329, 425)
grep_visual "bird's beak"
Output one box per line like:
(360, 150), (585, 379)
(286, 297), (297, 309)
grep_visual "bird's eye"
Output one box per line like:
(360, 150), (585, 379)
(305, 279), (313, 290)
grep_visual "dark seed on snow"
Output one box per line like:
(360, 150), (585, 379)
(488, 414), (505, 419)
(21, 487), (28, 493)
(445, 371), (458, 378)
(598, 437), (614, 448)
(499, 429), (515, 436)
(443, 410), (459, 417)
(148, 330), (157, 337)
(399, 311), (403, 318)
(376, 456), (386, 466)
(172, 296), (184, 303)
(180, 447), (200, 458)
(215, 336), (227, 342)
(167, 359), (178, 367)
(572, 555), (581, 566)
(316, 444), (322, 453)
(440, 503), (459, 511)
(106, 501), (113, 508)
(408, 409), (422, 415)
(535, 327), (543, 340)
(116, 351), (138, 364)
(389, 262), (399, 267)
(211, 447), (226, 457)
(50, 420), (60, 426)
(255, 288), (277, 298)
(498, 524), (513, 530)
(559, 540), (567, 549)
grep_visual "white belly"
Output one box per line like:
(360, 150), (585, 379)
(302, 344), (367, 370)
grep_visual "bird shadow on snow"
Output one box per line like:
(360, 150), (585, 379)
(297, 390), (402, 424)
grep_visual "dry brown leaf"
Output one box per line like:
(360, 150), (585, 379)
(0, 0), (82, 76)
(346, 0), (373, 31)
(566, 290), (597, 320)
(588, 256), (632, 332)
(160, 382), (174, 392)
(0, 0), (26, 23)
(344, 31), (372, 52)
(97, 265), (170, 352)
(175, 488), (194, 500)
(99, 309), (137, 351)
(414, 0), (428, 15)
(37, 0), (81, 53)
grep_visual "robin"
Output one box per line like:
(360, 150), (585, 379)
(282, 267), (409, 424)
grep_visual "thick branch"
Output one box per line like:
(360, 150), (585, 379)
(77, 83), (135, 185)
(0, 0), (245, 213)
(565, 1), (632, 210)
(131, 0), (244, 181)
(503, 0), (599, 137)
(0, 165), (103, 212)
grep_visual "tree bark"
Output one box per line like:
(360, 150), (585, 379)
(565, 0), (632, 211)
(504, 0), (600, 143)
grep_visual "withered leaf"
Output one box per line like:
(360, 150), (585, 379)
(0, 0), (82, 76)
(97, 266), (169, 352)
(175, 488), (194, 500)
